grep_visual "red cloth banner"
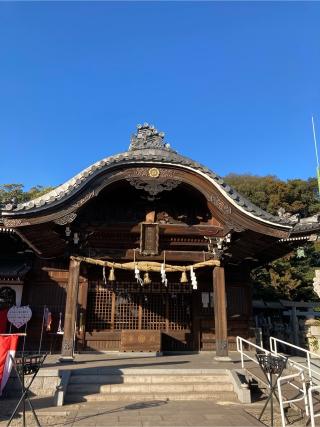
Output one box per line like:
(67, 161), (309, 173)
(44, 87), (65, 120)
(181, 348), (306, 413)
(0, 334), (19, 396)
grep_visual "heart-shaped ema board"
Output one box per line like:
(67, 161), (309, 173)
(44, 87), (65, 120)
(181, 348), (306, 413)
(7, 306), (32, 329)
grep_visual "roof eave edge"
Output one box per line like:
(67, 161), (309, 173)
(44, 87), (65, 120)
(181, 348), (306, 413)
(2, 158), (292, 231)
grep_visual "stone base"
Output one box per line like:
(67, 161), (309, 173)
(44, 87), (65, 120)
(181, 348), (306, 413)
(4, 369), (61, 400)
(214, 356), (233, 362)
(59, 356), (74, 363)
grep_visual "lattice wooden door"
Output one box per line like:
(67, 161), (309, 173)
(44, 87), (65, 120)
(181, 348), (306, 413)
(85, 280), (195, 351)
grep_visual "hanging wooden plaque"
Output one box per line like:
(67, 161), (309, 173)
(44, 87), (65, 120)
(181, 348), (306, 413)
(140, 223), (159, 256)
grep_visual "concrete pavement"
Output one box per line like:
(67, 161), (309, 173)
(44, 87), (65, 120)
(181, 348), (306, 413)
(0, 399), (264, 426)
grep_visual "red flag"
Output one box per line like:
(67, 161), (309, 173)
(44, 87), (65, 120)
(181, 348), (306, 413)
(0, 334), (19, 396)
(44, 308), (52, 332)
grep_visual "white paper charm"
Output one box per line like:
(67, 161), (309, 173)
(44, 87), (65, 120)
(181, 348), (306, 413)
(190, 266), (197, 290)
(161, 263), (168, 287)
(134, 266), (143, 286)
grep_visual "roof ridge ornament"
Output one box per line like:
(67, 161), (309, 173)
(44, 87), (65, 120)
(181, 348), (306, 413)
(129, 123), (174, 152)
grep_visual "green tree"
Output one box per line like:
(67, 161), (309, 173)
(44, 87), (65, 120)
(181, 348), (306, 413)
(25, 185), (55, 201)
(224, 174), (320, 301)
(251, 244), (320, 301)
(0, 184), (25, 204)
(224, 174), (320, 217)
(0, 184), (54, 205)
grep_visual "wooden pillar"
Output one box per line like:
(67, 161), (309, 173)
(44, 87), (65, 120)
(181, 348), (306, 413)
(291, 306), (300, 347)
(111, 291), (116, 330)
(78, 272), (88, 351)
(60, 258), (81, 361)
(192, 294), (200, 351)
(213, 266), (228, 357)
(165, 296), (169, 332)
(138, 297), (143, 330)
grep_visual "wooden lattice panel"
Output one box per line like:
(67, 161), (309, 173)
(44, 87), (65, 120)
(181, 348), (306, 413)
(168, 294), (191, 330)
(86, 281), (192, 333)
(86, 281), (112, 331)
(113, 281), (192, 294)
(141, 295), (166, 330)
(114, 294), (139, 330)
(167, 283), (192, 294)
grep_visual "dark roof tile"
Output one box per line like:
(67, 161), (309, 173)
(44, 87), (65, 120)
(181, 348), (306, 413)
(0, 124), (315, 232)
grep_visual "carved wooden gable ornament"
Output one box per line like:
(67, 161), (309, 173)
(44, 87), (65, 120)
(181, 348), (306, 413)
(126, 167), (181, 200)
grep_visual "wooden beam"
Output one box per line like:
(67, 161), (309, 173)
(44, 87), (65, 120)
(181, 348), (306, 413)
(83, 249), (214, 263)
(83, 223), (224, 236)
(90, 239), (208, 247)
(0, 280), (24, 285)
(60, 258), (80, 361)
(213, 266), (228, 357)
(14, 230), (43, 255)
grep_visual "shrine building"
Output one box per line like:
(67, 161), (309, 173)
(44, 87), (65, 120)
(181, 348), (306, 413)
(0, 124), (318, 358)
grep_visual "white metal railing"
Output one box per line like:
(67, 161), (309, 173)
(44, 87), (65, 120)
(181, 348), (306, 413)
(237, 336), (309, 427)
(308, 384), (320, 427)
(270, 336), (320, 386)
(236, 335), (270, 369)
(277, 367), (309, 425)
(270, 336), (320, 427)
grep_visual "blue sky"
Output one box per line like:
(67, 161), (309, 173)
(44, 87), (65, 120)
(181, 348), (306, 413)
(0, 1), (320, 189)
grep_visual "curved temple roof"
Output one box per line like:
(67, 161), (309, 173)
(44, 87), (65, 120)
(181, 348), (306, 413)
(1, 124), (319, 235)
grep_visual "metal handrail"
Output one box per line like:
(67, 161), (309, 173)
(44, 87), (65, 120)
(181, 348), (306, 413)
(270, 336), (320, 427)
(270, 336), (320, 387)
(308, 384), (320, 427)
(277, 368), (309, 426)
(236, 336), (270, 369)
(237, 336), (309, 427)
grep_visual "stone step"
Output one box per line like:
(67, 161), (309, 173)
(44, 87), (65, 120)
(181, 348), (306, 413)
(69, 374), (229, 384)
(67, 382), (234, 394)
(65, 391), (237, 403)
(70, 368), (228, 375)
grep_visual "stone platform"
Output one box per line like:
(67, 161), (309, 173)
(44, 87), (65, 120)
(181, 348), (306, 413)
(47, 351), (242, 371)
(2, 352), (250, 409)
(1, 353), (306, 426)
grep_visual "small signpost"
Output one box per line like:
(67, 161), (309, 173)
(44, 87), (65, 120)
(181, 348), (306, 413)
(5, 306), (49, 427)
(7, 306), (32, 355)
(7, 306), (32, 329)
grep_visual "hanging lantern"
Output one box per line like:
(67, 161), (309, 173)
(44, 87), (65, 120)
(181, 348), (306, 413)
(143, 272), (152, 285)
(296, 247), (306, 259)
(108, 266), (116, 282)
(180, 270), (188, 284)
